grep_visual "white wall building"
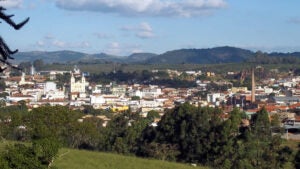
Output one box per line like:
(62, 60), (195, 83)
(140, 99), (163, 108)
(90, 94), (105, 105)
(142, 86), (162, 98)
(70, 73), (86, 93)
(207, 93), (221, 103)
(44, 82), (57, 94)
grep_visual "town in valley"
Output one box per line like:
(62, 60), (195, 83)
(2, 64), (300, 138)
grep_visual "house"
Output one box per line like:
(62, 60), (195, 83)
(6, 93), (35, 103)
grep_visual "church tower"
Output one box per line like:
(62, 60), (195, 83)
(81, 73), (85, 84)
(70, 73), (75, 84)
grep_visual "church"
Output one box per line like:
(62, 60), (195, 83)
(69, 67), (89, 100)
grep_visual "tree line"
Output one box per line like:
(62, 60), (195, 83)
(0, 103), (299, 168)
(245, 51), (300, 64)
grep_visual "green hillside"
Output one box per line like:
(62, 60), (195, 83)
(146, 46), (254, 64)
(53, 148), (208, 169)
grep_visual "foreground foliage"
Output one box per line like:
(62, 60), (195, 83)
(0, 138), (60, 169)
(0, 104), (299, 168)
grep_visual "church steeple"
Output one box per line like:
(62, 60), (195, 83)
(30, 64), (35, 75)
(70, 73), (75, 83)
(81, 73), (85, 84)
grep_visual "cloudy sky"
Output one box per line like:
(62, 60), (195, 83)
(0, 0), (300, 55)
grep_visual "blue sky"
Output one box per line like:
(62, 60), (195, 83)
(0, 0), (300, 56)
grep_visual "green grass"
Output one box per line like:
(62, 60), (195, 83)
(42, 63), (300, 74)
(52, 148), (209, 169)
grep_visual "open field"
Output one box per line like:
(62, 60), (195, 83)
(52, 148), (209, 169)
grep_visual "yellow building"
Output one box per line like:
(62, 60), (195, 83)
(231, 87), (248, 93)
(111, 105), (129, 112)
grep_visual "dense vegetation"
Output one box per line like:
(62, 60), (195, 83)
(146, 46), (253, 64)
(246, 51), (300, 64)
(0, 103), (299, 169)
(14, 46), (300, 66)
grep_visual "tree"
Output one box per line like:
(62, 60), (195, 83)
(27, 105), (82, 141)
(32, 138), (61, 167)
(17, 61), (31, 73)
(138, 103), (226, 165)
(252, 107), (271, 141)
(100, 113), (130, 152)
(276, 145), (293, 169)
(0, 139), (61, 169)
(131, 96), (140, 100)
(211, 108), (242, 168)
(33, 59), (44, 71)
(55, 73), (71, 89)
(146, 110), (160, 121)
(294, 144), (300, 169)
(1, 143), (44, 169)
(67, 117), (102, 150)
(0, 79), (6, 91)
(0, 5), (29, 71)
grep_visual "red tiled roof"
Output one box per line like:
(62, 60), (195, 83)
(289, 103), (300, 109)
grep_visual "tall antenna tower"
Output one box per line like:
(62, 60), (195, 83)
(251, 68), (256, 103)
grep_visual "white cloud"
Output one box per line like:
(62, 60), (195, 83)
(94, 33), (113, 39)
(36, 35), (91, 50)
(136, 31), (154, 39)
(0, 0), (23, 9)
(140, 22), (152, 32)
(104, 42), (142, 55)
(36, 40), (45, 47)
(45, 34), (55, 40)
(121, 22), (155, 39)
(131, 49), (144, 53)
(52, 40), (66, 48)
(136, 22), (154, 38)
(54, 0), (227, 17)
(105, 42), (121, 55)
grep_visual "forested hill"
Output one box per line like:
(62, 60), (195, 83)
(13, 46), (300, 64)
(146, 46), (254, 64)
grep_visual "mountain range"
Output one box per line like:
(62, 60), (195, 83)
(12, 46), (300, 64)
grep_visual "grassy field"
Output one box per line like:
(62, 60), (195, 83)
(42, 63), (300, 74)
(0, 141), (208, 169)
(52, 148), (209, 169)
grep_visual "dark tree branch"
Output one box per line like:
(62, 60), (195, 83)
(0, 5), (29, 72)
(0, 6), (29, 30)
(0, 36), (17, 59)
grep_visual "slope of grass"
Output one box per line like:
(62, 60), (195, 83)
(52, 148), (208, 169)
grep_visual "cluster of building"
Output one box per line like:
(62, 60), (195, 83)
(1, 66), (300, 134)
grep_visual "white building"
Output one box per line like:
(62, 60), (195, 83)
(140, 99), (163, 108)
(70, 73), (86, 93)
(142, 86), (162, 98)
(42, 90), (65, 100)
(70, 73), (89, 100)
(128, 89), (143, 98)
(44, 82), (57, 94)
(207, 93), (222, 103)
(90, 94), (105, 105)
(19, 72), (34, 85)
